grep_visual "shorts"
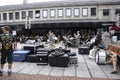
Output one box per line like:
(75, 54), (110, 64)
(117, 55), (120, 62)
(1, 50), (13, 64)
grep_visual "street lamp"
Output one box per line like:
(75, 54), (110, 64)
(25, 16), (31, 37)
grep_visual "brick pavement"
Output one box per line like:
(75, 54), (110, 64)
(0, 72), (112, 80)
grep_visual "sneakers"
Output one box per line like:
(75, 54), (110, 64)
(88, 55), (95, 59)
(0, 70), (3, 76)
(7, 71), (12, 76)
(111, 71), (117, 74)
(0, 70), (12, 76)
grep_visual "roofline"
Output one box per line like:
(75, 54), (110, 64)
(0, 0), (120, 12)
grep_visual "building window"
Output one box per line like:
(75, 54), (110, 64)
(91, 8), (96, 16)
(35, 10), (40, 18)
(3, 13), (7, 21)
(58, 9), (63, 17)
(115, 9), (120, 15)
(74, 8), (80, 17)
(82, 8), (88, 16)
(28, 11), (33, 18)
(0, 14), (1, 21)
(22, 11), (26, 19)
(103, 9), (110, 16)
(15, 12), (19, 20)
(9, 13), (13, 20)
(66, 8), (71, 17)
(50, 9), (55, 18)
(42, 10), (48, 18)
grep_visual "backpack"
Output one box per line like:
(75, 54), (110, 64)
(1, 33), (13, 50)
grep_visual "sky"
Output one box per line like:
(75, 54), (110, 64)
(0, 0), (61, 6)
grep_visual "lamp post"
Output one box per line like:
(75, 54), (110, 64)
(25, 16), (31, 37)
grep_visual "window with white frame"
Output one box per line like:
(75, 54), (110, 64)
(9, 13), (13, 20)
(28, 11), (33, 18)
(3, 13), (7, 21)
(103, 9), (110, 16)
(43, 10), (48, 18)
(35, 10), (40, 18)
(22, 11), (26, 19)
(74, 8), (80, 16)
(15, 12), (19, 20)
(82, 8), (88, 16)
(115, 9), (120, 15)
(66, 8), (71, 17)
(50, 9), (55, 17)
(91, 8), (96, 16)
(58, 9), (63, 17)
(0, 13), (1, 21)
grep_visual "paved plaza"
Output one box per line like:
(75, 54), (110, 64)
(0, 44), (120, 80)
(0, 73), (112, 80)
(0, 0), (120, 79)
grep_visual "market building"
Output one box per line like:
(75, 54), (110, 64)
(0, 0), (120, 36)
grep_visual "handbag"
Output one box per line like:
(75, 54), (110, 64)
(51, 48), (65, 57)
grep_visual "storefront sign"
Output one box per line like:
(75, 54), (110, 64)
(12, 30), (17, 35)
(102, 23), (113, 26)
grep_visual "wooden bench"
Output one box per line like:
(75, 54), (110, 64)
(108, 44), (120, 54)
(108, 44), (120, 67)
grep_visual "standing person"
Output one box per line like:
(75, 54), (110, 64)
(95, 31), (102, 46)
(74, 31), (81, 47)
(48, 31), (54, 49)
(101, 30), (111, 49)
(89, 31), (102, 50)
(0, 26), (16, 76)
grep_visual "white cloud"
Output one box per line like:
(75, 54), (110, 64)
(0, 0), (23, 6)
(28, 0), (59, 3)
(0, 0), (60, 6)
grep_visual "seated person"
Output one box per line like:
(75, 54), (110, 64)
(111, 55), (120, 74)
(105, 50), (120, 74)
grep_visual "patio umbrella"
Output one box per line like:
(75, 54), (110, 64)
(110, 25), (120, 31)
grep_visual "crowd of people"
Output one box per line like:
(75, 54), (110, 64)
(18, 29), (120, 74)
(88, 30), (120, 74)
(0, 26), (119, 76)
(18, 30), (95, 48)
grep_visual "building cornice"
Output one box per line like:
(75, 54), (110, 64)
(0, 19), (115, 26)
(0, 0), (120, 12)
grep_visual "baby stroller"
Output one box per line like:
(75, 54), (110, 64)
(95, 45), (107, 65)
